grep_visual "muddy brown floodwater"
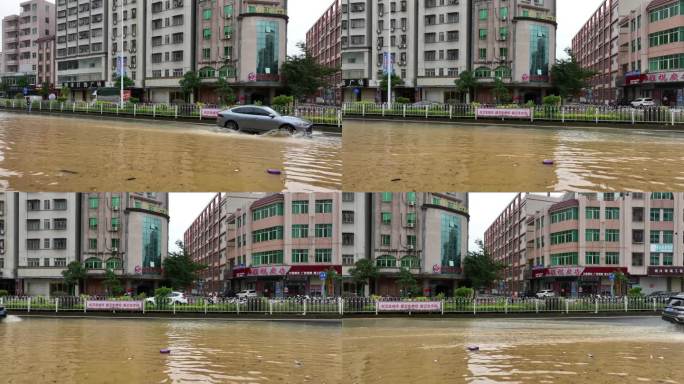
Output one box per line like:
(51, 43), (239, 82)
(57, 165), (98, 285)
(0, 317), (342, 383)
(343, 317), (684, 384)
(342, 120), (684, 191)
(0, 112), (342, 191)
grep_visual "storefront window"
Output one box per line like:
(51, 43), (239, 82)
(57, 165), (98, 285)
(256, 21), (279, 75)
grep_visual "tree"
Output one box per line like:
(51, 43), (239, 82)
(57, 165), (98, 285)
(396, 268), (418, 297)
(551, 48), (596, 101)
(324, 267), (342, 297)
(455, 70), (478, 103)
(162, 241), (207, 291)
(215, 77), (236, 106)
(378, 73), (405, 93)
(179, 71), (201, 103)
(103, 269), (124, 296)
(492, 77), (511, 104)
(349, 259), (379, 296)
(280, 42), (338, 101)
(16, 75), (29, 89)
(38, 82), (51, 98)
(114, 75), (134, 89)
(463, 240), (506, 291)
(58, 86), (70, 103)
(62, 261), (87, 295)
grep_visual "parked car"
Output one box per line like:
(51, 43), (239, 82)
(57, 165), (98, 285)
(0, 304), (6, 319)
(630, 97), (655, 108)
(216, 105), (313, 134)
(661, 294), (684, 324)
(536, 289), (556, 298)
(236, 290), (257, 299)
(144, 291), (188, 306)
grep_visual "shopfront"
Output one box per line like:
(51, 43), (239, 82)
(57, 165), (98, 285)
(623, 71), (684, 106)
(229, 265), (342, 297)
(530, 267), (628, 297)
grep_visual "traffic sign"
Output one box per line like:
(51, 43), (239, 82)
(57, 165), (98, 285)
(23, 87), (28, 96)
(608, 273), (616, 282)
(319, 271), (327, 281)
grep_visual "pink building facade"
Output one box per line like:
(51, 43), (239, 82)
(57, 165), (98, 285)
(306, 0), (342, 105)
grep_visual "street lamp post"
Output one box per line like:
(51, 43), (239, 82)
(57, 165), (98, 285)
(386, 5), (391, 105)
(119, 1), (125, 108)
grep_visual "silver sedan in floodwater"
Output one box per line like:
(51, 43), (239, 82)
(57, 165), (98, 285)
(216, 105), (313, 134)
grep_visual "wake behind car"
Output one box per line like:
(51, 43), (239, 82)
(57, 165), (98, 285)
(662, 294), (684, 324)
(216, 105), (313, 134)
(0, 304), (6, 319)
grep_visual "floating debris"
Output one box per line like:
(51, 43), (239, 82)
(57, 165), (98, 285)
(267, 169), (282, 175)
(160, 349), (171, 354)
(542, 159), (554, 165)
(467, 346), (479, 352)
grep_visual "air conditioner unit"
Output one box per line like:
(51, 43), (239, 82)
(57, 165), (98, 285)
(0, 230), (4, 235)
(377, 29), (382, 35)
(402, 26), (407, 32)
(407, 245), (415, 250)
(408, 201), (416, 206)
(500, 56), (507, 61)
(112, 247), (118, 252)
(112, 206), (119, 211)
(407, 223), (415, 228)
(0, 249), (4, 255)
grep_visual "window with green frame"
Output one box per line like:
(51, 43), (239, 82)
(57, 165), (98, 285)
(663, 253), (674, 265)
(89, 217), (97, 229)
(224, 4), (233, 17)
(474, 66), (490, 77)
(106, 257), (122, 269)
(478, 48), (487, 60)
(401, 256), (419, 268)
(218, 65), (236, 77)
(650, 253), (660, 266)
(551, 207), (578, 223)
(88, 238), (97, 249)
(663, 230), (673, 244)
(432, 196), (441, 204)
(376, 255), (396, 268)
(606, 252), (619, 265)
(663, 208), (674, 221)
(479, 8), (488, 20)
(586, 207), (600, 219)
(292, 200), (308, 214)
(223, 25), (233, 38)
(649, 27), (684, 47)
(605, 229), (620, 242)
(111, 195), (120, 209)
(500, 7), (508, 19)
(407, 235), (416, 247)
(203, 28), (212, 39)
(499, 27), (508, 40)
(381, 192), (393, 202)
(315, 200), (333, 213)
(202, 9), (212, 20)
(253, 202), (284, 220)
(406, 192), (416, 203)
(381, 212), (392, 224)
(649, 54), (684, 71)
(650, 230), (661, 244)
(550, 252), (578, 266)
(585, 252), (600, 265)
(84, 257), (102, 269)
(550, 230), (578, 245)
(522, 9), (529, 17)
(649, 1), (683, 22)
(252, 226), (284, 243)
(650, 208), (660, 222)
(111, 238), (119, 249)
(111, 217), (120, 230)
(252, 250), (283, 265)
(586, 229), (600, 242)
(199, 66), (215, 78)
(381, 234), (391, 246)
(499, 47), (508, 58)
(479, 29), (488, 40)
(315, 249), (332, 263)
(406, 212), (416, 226)
(605, 207), (619, 220)
(292, 249), (308, 263)
(292, 224), (308, 238)
(88, 196), (99, 209)
(494, 66), (511, 78)
(315, 224), (333, 238)
(651, 192), (674, 200)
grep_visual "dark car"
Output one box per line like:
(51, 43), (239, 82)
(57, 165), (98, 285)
(216, 105), (313, 134)
(661, 294), (684, 324)
(0, 304), (6, 319)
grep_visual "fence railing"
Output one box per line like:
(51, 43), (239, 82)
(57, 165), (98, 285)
(0, 296), (670, 316)
(342, 102), (684, 126)
(0, 99), (343, 127)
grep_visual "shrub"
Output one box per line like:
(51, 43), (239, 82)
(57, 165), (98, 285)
(272, 95), (293, 107)
(154, 286), (172, 302)
(525, 100), (536, 108)
(628, 287), (643, 297)
(543, 95), (562, 107)
(455, 287), (474, 299)
(128, 97), (140, 104)
(435, 292), (446, 301)
(395, 97), (410, 104)
(0, 289), (8, 297)
(15, 92), (25, 100)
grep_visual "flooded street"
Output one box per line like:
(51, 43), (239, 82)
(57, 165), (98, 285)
(0, 317), (342, 383)
(342, 120), (684, 191)
(343, 317), (684, 384)
(0, 113), (342, 191)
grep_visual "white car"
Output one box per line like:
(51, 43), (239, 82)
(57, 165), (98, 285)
(145, 291), (188, 305)
(631, 97), (655, 108)
(536, 289), (556, 298)
(236, 289), (257, 299)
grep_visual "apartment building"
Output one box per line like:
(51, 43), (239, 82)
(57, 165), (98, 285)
(223, 193), (342, 297)
(341, 0), (470, 103)
(341, 192), (369, 295)
(370, 192), (469, 297)
(55, 0), (109, 101)
(80, 192), (170, 295)
(1, 0), (56, 88)
(616, 0), (684, 106)
(0, 193), (17, 293)
(146, 0), (195, 103)
(195, 0), (287, 105)
(471, 0), (557, 104)
(306, 0), (342, 105)
(484, 193), (561, 296)
(107, 0), (146, 90)
(35, 35), (55, 87)
(572, 0), (642, 104)
(498, 192), (684, 297)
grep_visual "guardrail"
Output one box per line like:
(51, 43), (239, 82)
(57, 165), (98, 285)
(342, 102), (684, 126)
(0, 296), (670, 316)
(0, 99), (343, 127)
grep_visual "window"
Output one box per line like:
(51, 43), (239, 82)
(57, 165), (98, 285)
(401, 256), (419, 269)
(585, 252), (600, 265)
(253, 203), (284, 220)
(252, 226), (284, 243)
(315, 200), (333, 213)
(381, 212), (392, 224)
(606, 252), (620, 265)
(651, 192), (674, 200)
(586, 207), (600, 219)
(55, 258), (67, 267)
(406, 192), (416, 203)
(85, 258), (102, 269)
(89, 238), (97, 249)
(315, 224), (333, 238)
(551, 207), (578, 223)
(106, 257), (122, 269)
(89, 196), (99, 209)
(586, 229), (600, 242)
(252, 250), (283, 266)
(342, 254), (355, 266)
(407, 212), (416, 226)
(663, 231), (674, 244)
(342, 211), (355, 224)
(550, 230), (578, 245)
(479, 8), (488, 20)
(315, 249), (332, 263)
(632, 252), (644, 267)
(606, 207), (620, 220)
(203, 28), (211, 39)
(343, 233), (354, 246)
(479, 29), (488, 40)
(203, 9), (212, 20)
(633, 229), (644, 243)
(605, 229), (620, 242)
(650, 208), (660, 222)
(376, 255), (396, 268)
(292, 200), (308, 214)
(111, 196), (120, 209)
(663, 253), (674, 266)
(111, 217), (120, 230)
(551, 252), (578, 266)
(651, 253), (660, 266)
(663, 208), (674, 221)
(28, 258), (40, 267)
(292, 249), (308, 263)
(650, 230), (661, 244)
(407, 235), (416, 247)
(89, 217), (97, 229)
(381, 192), (393, 202)
(381, 234), (391, 246)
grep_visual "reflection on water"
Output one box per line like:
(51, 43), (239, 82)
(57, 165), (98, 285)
(0, 318), (342, 383)
(343, 317), (684, 383)
(342, 120), (684, 191)
(0, 113), (342, 191)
